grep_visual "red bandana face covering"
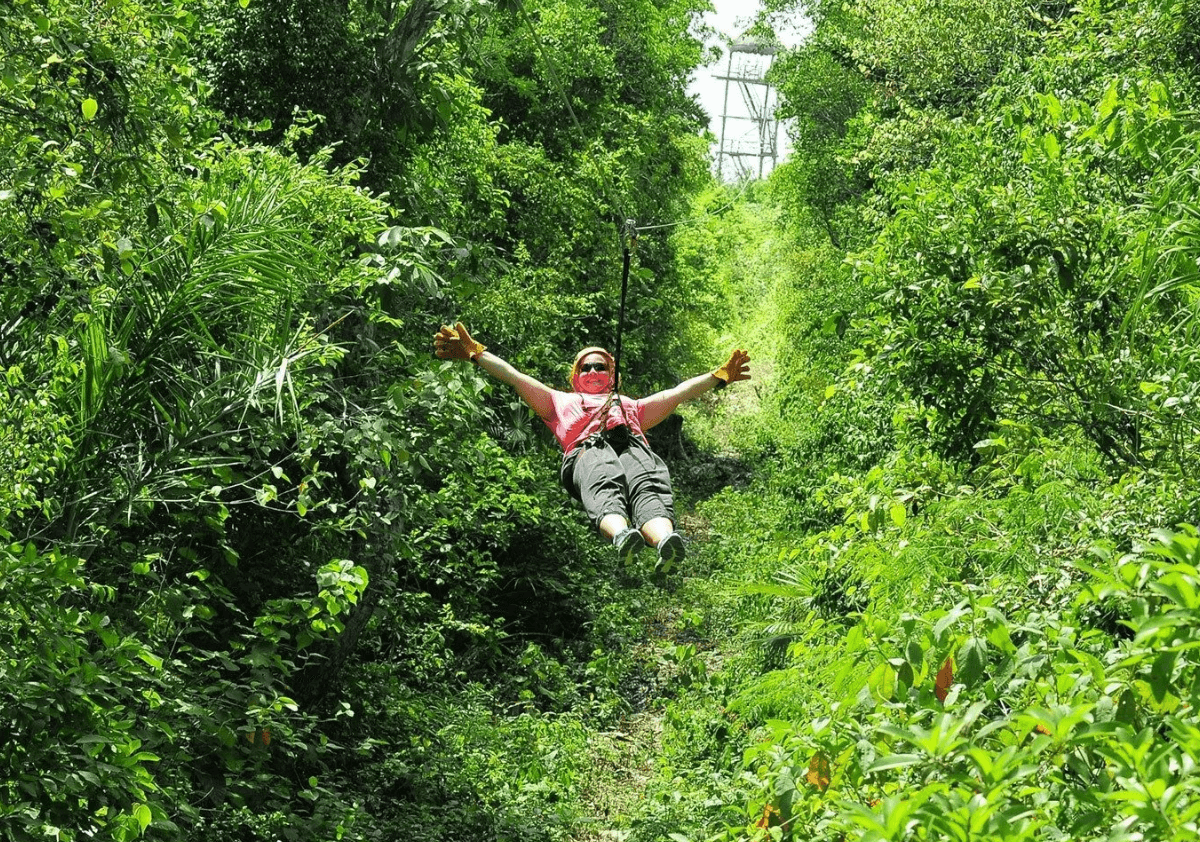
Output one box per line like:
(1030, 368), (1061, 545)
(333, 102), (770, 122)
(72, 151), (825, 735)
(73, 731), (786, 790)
(570, 346), (616, 395)
(572, 369), (612, 394)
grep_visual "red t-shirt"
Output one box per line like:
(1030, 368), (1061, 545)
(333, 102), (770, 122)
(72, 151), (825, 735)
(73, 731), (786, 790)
(544, 390), (648, 453)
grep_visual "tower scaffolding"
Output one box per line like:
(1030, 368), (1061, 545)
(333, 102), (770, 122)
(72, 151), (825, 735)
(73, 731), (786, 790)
(715, 39), (781, 181)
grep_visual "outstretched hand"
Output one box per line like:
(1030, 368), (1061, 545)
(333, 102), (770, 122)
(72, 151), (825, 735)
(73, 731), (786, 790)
(433, 322), (486, 361)
(713, 348), (751, 386)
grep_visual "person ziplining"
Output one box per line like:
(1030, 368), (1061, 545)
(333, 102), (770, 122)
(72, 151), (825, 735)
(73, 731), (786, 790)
(433, 322), (750, 573)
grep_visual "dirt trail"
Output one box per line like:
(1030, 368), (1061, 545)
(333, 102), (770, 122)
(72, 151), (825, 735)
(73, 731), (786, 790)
(575, 710), (664, 841)
(573, 514), (728, 841)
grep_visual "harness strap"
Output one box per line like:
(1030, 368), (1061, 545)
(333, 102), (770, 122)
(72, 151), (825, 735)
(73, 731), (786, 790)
(595, 388), (631, 434)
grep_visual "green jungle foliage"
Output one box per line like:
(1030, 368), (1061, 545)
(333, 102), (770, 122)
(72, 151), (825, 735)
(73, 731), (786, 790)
(9, 0), (1200, 840)
(601, 1), (1200, 841)
(0, 0), (714, 839)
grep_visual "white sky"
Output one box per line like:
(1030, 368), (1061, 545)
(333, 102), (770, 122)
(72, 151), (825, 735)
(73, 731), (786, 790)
(688, 1), (811, 179)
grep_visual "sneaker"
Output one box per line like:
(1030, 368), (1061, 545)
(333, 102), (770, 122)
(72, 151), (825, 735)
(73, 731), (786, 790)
(614, 528), (646, 567)
(654, 532), (686, 575)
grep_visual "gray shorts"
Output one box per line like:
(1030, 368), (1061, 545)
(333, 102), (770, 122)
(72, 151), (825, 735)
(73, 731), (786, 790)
(560, 429), (675, 528)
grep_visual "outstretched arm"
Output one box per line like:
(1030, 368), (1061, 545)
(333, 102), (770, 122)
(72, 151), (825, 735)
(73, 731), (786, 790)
(433, 322), (556, 422)
(638, 349), (751, 431)
(474, 351), (556, 421)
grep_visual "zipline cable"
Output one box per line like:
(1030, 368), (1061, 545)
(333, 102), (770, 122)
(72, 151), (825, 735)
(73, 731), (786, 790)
(633, 175), (756, 234)
(613, 219), (637, 390)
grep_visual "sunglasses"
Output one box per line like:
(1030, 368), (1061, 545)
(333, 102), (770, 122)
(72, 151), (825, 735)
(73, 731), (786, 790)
(580, 362), (609, 374)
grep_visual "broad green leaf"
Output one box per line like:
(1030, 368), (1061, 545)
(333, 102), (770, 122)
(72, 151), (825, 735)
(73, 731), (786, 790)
(1042, 93), (1062, 123)
(866, 753), (923, 772)
(133, 803), (151, 831)
(1098, 79), (1120, 119)
(1042, 133), (1060, 159)
(1149, 651), (1178, 703)
(82, 98), (98, 120)
(959, 637), (987, 686)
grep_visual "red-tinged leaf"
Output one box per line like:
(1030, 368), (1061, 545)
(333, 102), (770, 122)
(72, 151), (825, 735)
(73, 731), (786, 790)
(261, 728), (271, 746)
(754, 804), (780, 829)
(935, 658), (954, 702)
(805, 751), (831, 792)
(1035, 723), (1051, 736)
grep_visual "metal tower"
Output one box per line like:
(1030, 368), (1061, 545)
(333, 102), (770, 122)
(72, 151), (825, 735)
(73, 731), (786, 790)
(715, 39), (781, 181)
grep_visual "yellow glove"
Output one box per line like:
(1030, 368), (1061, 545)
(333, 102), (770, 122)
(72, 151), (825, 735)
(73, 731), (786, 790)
(433, 322), (486, 361)
(713, 348), (750, 387)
